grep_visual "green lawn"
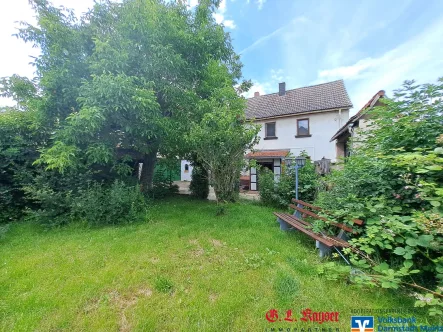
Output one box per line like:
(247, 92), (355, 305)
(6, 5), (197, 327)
(0, 197), (433, 331)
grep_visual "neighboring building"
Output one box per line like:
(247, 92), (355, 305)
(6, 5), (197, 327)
(245, 80), (353, 190)
(330, 90), (385, 159)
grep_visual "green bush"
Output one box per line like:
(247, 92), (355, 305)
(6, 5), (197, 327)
(0, 109), (46, 223)
(23, 170), (90, 227)
(72, 180), (148, 226)
(190, 163), (209, 199)
(258, 156), (320, 208)
(147, 166), (179, 199)
(26, 175), (148, 227)
(316, 79), (443, 316)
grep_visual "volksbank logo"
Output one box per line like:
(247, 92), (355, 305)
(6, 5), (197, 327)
(351, 316), (374, 332)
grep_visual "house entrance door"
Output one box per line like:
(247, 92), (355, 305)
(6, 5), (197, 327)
(254, 161), (274, 190)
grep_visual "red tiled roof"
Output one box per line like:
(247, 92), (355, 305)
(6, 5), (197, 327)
(245, 149), (290, 158)
(330, 90), (385, 142)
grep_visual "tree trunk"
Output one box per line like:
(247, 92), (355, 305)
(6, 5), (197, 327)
(140, 150), (157, 194)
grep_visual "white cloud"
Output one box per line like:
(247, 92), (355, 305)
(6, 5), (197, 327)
(240, 16), (309, 54)
(188, 0), (199, 9)
(317, 58), (379, 81)
(242, 68), (289, 98)
(0, 0), (95, 106)
(223, 20), (236, 29)
(314, 17), (443, 112)
(219, 0), (227, 14)
(212, 0), (236, 29)
(213, 13), (224, 24)
(243, 81), (267, 98)
(256, 0), (266, 10)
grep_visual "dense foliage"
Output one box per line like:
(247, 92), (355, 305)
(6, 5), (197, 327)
(0, 109), (46, 223)
(190, 163), (210, 200)
(258, 154), (320, 208)
(0, 0), (253, 223)
(316, 79), (443, 315)
(72, 180), (148, 226)
(187, 61), (259, 202)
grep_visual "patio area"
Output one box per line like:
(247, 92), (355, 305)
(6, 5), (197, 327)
(174, 181), (260, 201)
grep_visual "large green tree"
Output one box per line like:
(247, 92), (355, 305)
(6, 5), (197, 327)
(9, 0), (249, 192)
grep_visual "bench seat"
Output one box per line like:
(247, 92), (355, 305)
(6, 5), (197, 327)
(274, 212), (350, 248)
(274, 199), (363, 258)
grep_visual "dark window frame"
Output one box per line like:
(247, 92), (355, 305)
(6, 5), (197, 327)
(296, 118), (310, 137)
(265, 122), (277, 139)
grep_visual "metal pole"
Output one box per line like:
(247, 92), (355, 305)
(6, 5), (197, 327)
(295, 164), (299, 201)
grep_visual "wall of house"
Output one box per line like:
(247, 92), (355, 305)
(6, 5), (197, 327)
(350, 115), (374, 150)
(253, 109), (350, 161)
(180, 160), (193, 181)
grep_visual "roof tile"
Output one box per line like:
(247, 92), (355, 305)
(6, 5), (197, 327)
(246, 80), (353, 120)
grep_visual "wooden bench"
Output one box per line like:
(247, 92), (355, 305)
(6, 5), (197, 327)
(274, 199), (364, 258)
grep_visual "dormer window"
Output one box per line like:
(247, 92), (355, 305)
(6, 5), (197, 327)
(264, 122), (277, 140)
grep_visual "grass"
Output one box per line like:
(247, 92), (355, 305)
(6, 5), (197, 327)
(0, 196), (434, 331)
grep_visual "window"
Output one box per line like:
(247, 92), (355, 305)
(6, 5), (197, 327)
(265, 122), (276, 139)
(184, 164), (189, 173)
(296, 118), (310, 137)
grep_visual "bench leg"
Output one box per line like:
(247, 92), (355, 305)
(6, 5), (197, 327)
(277, 217), (294, 231)
(293, 203), (303, 219)
(317, 241), (332, 258)
(337, 229), (349, 241)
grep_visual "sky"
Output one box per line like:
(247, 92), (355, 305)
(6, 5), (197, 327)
(1, 0), (443, 114)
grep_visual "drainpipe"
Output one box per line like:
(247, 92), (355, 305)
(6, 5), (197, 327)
(338, 109), (342, 128)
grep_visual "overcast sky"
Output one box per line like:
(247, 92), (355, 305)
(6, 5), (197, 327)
(1, 0), (443, 114)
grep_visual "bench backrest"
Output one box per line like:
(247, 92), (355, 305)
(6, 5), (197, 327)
(290, 198), (364, 233)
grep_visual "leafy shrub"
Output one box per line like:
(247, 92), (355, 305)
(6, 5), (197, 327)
(72, 180), (148, 226)
(23, 170), (90, 227)
(259, 155), (320, 208)
(316, 78), (443, 315)
(26, 176), (148, 227)
(147, 167), (179, 199)
(0, 109), (46, 223)
(190, 163), (209, 199)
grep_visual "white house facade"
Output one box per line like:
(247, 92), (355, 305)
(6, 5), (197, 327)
(181, 80), (354, 188)
(253, 110), (349, 161)
(244, 80), (353, 190)
(180, 160), (193, 181)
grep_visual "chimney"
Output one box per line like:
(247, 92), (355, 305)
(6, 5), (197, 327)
(279, 82), (286, 96)
(254, 91), (260, 97)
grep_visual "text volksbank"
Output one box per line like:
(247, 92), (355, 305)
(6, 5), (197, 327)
(378, 317), (416, 324)
(377, 317), (443, 332)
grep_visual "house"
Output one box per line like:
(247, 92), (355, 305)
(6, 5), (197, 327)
(180, 160), (193, 181)
(330, 90), (385, 158)
(245, 80), (353, 190)
(180, 80), (354, 188)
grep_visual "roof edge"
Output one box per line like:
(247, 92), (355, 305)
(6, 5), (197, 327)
(329, 90), (385, 142)
(246, 106), (352, 121)
(246, 79), (346, 100)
